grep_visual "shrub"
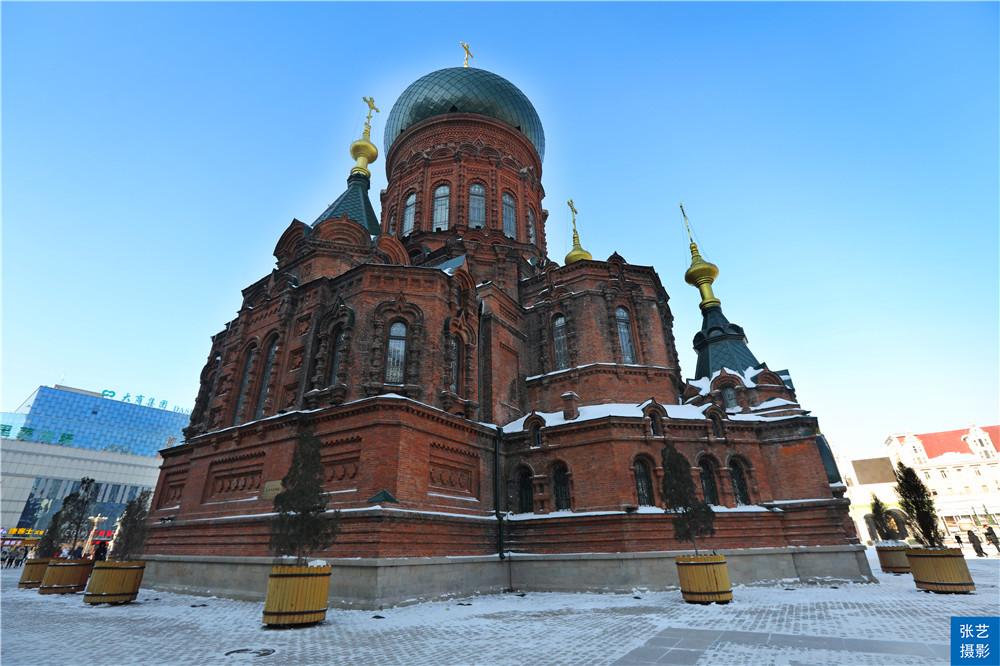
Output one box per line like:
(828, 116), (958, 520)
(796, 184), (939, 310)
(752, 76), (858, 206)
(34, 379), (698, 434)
(110, 490), (152, 561)
(894, 462), (943, 548)
(270, 427), (339, 565)
(661, 443), (715, 554)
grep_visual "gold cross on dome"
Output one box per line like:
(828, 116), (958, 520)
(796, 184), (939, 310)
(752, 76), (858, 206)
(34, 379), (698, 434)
(362, 96), (380, 125)
(460, 41), (474, 68)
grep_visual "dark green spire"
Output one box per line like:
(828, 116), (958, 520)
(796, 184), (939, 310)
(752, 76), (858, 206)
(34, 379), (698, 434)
(313, 172), (380, 236)
(693, 305), (760, 379)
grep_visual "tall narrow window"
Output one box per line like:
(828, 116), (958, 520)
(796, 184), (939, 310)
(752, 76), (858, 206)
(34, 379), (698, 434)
(553, 315), (569, 370)
(388, 213), (396, 235)
(552, 463), (571, 511)
(616, 307), (636, 364)
(634, 459), (654, 506)
(502, 192), (517, 238)
(527, 207), (537, 244)
(468, 184), (486, 229)
(432, 185), (450, 231)
(448, 336), (461, 392)
(530, 424), (542, 448)
(328, 328), (345, 386)
(254, 337), (279, 419)
(232, 346), (258, 425)
(730, 459), (751, 505)
(401, 193), (416, 236)
(385, 322), (407, 384)
(700, 459), (720, 505)
(516, 468), (534, 514)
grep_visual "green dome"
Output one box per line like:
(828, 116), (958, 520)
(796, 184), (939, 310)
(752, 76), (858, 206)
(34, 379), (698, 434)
(384, 67), (545, 161)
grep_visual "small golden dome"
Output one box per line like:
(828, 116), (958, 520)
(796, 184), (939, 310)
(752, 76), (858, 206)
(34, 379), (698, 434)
(684, 242), (721, 310)
(350, 137), (378, 165)
(565, 244), (593, 264)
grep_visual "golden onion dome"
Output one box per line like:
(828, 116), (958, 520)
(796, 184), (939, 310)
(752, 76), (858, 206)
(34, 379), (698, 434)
(684, 241), (721, 309)
(350, 137), (378, 165)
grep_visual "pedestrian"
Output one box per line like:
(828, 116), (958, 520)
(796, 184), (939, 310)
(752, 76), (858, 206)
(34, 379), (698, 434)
(955, 533), (963, 547)
(985, 526), (1000, 555)
(94, 542), (108, 561)
(2, 548), (12, 569)
(71, 545), (83, 559)
(967, 530), (986, 557)
(59, 545), (69, 558)
(15, 547), (28, 567)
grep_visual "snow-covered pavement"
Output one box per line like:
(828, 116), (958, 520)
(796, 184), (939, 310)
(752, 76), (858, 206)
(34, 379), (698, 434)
(2, 549), (997, 665)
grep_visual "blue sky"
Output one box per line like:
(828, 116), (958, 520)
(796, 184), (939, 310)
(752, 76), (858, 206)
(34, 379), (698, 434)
(3, 2), (997, 459)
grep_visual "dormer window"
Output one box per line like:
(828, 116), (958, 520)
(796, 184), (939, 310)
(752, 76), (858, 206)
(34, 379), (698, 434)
(649, 411), (663, 436)
(722, 386), (737, 409)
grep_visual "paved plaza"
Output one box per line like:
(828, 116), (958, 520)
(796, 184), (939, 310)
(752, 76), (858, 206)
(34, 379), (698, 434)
(2, 550), (997, 665)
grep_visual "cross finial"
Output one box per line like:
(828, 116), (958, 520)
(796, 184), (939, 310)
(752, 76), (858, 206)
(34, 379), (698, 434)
(567, 199), (578, 229)
(460, 41), (474, 68)
(362, 96), (380, 127)
(679, 202), (694, 243)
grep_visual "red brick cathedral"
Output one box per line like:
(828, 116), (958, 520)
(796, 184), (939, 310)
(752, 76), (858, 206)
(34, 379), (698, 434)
(145, 63), (869, 603)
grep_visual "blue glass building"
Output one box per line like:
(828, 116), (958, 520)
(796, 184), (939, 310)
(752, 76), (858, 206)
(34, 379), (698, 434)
(1, 385), (188, 457)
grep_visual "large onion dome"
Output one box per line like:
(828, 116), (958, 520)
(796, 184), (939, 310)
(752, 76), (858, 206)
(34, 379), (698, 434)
(384, 67), (545, 160)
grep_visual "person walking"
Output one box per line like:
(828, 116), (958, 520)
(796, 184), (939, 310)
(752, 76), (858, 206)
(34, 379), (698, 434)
(955, 533), (963, 547)
(93, 542), (108, 561)
(15, 547), (28, 567)
(967, 530), (986, 557)
(985, 526), (1000, 555)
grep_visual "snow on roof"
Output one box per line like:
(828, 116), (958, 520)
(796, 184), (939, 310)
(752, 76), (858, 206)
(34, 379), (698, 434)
(688, 376), (712, 396)
(427, 255), (466, 275)
(525, 362), (670, 382)
(752, 398), (800, 411)
(502, 401), (709, 432)
(685, 365), (764, 395)
(728, 413), (801, 423)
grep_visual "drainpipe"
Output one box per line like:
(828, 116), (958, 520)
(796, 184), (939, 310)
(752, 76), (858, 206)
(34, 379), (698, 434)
(495, 425), (505, 560)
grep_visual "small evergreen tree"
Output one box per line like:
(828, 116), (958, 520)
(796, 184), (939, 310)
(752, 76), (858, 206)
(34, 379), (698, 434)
(110, 490), (152, 561)
(60, 477), (98, 550)
(270, 427), (339, 565)
(661, 444), (715, 554)
(894, 461), (943, 548)
(869, 495), (893, 541)
(35, 510), (64, 558)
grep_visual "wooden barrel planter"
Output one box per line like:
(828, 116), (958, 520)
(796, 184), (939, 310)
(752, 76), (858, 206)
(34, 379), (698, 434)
(38, 559), (94, 595)
(262, 564), (332, 627)
(17, 558), (51, 589)
(675, 554), (733, 605)
(84, 561), (146, 605)
(875, 545), (911, 574)
(905, 548), (975, 594)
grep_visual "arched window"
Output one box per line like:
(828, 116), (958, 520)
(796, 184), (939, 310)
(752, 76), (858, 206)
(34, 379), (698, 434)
(527, 207), (537, 244)
(432, 185), (450, 231)
(722, 386), (738, 409)
(615, 307), (636, 364)
(700, 458), (720, 505)
(448, 336), (461, 392)
(232, 345), (258, 426)
(385, 322), (407, 384)
(502, 192), (517, 238)
(552, 463), (571, 511)
(468, 184), (486, 229)
(328, 328), (345, 386)
(401, 193), (416, 236)
(634, 459), (654, 506)
(553, 315), (569, 370)
(729, 458), (751, 505)
(254, 337), (279, 419)
(516, 467), (534, 513)
(649, 412), (663, 436)
(387, 213), (396, 235)
(530, 423), (542, 448)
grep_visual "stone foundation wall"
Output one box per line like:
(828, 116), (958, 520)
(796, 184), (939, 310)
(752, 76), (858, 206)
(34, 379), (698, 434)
(143, 544), (874, 610)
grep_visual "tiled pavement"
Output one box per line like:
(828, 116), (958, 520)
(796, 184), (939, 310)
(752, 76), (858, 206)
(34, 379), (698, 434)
(2, 550), (997, 665)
